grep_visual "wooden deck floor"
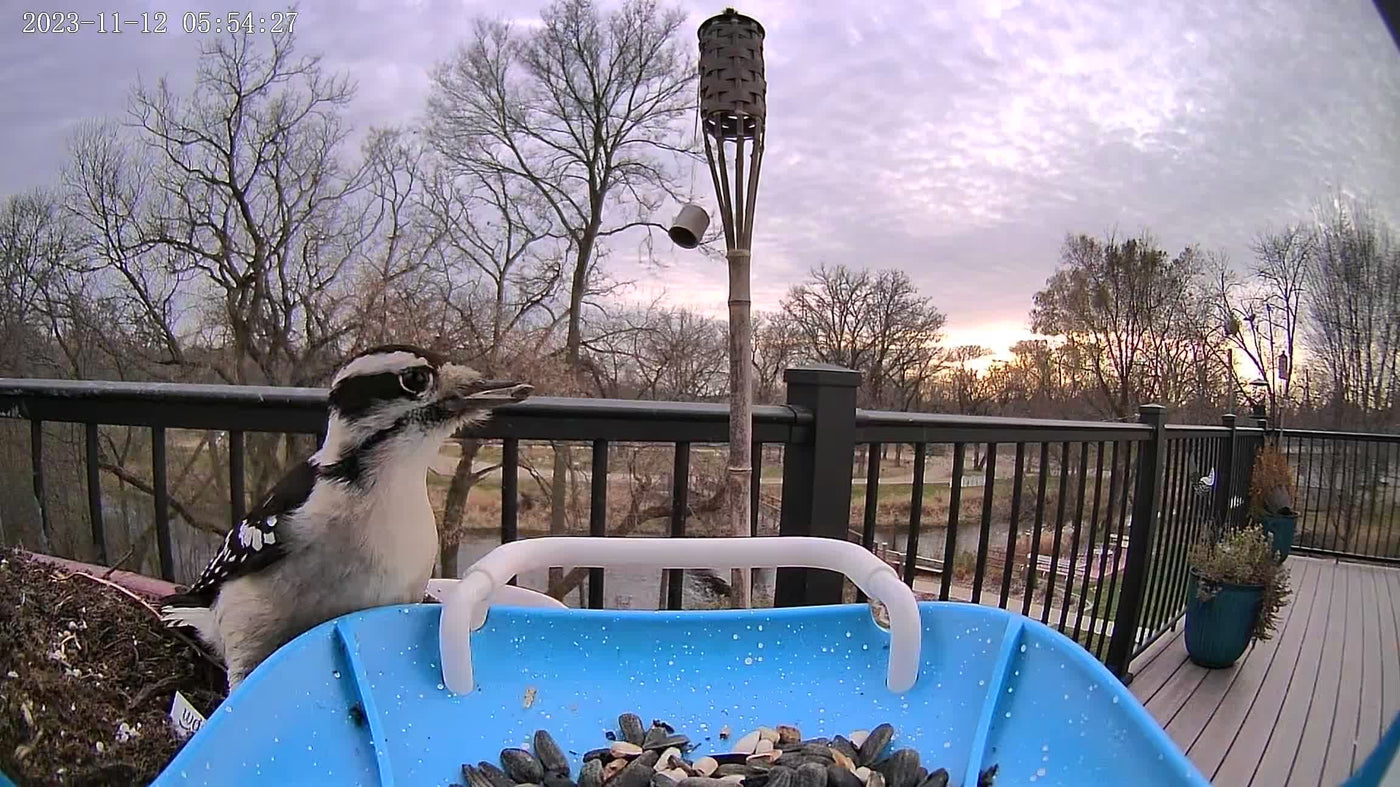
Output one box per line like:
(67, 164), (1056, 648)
(1129, 555), (1400, 786)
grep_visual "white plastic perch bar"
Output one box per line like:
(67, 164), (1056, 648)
(437, 536), (922, 695)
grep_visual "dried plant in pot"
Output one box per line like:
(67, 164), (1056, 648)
(1248, 442), (1299, 561)
(1184, 525), (1291, 668)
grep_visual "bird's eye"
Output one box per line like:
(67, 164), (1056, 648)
(399, 367), (433, 395)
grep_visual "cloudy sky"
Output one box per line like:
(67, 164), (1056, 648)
(2, 0), (1397, 357)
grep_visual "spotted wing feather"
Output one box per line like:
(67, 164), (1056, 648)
(166, 460), (317, 607)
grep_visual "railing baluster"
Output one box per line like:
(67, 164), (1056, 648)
(151, 426), (174, 582)
(1022, 442), (1051, 618)
(1058, 441), (1091, 632)
(859, 443), (881, 552)
(750, 441), (762, 538)
(971, 442), (998, 604)
(999, 443), (1027, 609)
(1098, 441), (1136, 662)
(856, 442), (882, 604)
(29, 419), (52, 552)
(1297, 435), (1314, 548)
(1175, 438), (1209, 612)
(1089, 441), (1123, 659)
(501, 438), (520, 544)
(1146, 438), (1185, 638)
(1072, 441), (1106, 644)
(500, 438), (519, 586)
(1363, 438), (1381, 558)
(935, 442), (958, 598)
(229, 429), (246, 527)
(1324, 440), (1343, 552)
(85, 422), (107, 564)
(667, 442), (691, 611)
(906, 442), (931, 590)
(1043, 442), (1072, 626)
(588, 439), (608, 609)
(1164, 438), (1195, 627)
(1386, 442), (1399, 559)
(1349, 439), (1365, 554)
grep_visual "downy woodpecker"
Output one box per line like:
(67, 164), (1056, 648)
(159, 344), (532, 689)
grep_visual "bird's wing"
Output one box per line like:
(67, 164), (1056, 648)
(168, 459), (318, 606)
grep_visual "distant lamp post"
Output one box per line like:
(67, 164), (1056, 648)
(695, 6), (766, 608)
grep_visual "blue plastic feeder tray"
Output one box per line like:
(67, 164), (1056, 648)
(152, 537), (1209, 787)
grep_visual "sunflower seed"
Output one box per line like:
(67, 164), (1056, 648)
(747, 751), (782, 766)
(917, 769), (948, 787)
(876, 749), (920, 787)
(463, 764), (494, 787)
(620, 715), (646, 746)
(613, 757), (658, 787)
(976, 765), (998, 787)
(542, 773), (574, 787)
(656, 748), (682, 771)
(777, 726), (802, 746)
(848, 731), (870, 748)
(479, 763), (516, 787)
(604, 759), (630, 782)
(646, 735), (691, 753)
(794, 762), (828, 787)
(829, 737), (859, 764)
(652, 773), (677, 787)
(857, 725), (894, 766)
(732, 730), (762, 755)
(535, 730), (570, 776)
(766, 768), (794, 787)
(502, 749), (546, 784)
(612, 742), (645, 758)
(580, 760), (605, 787)
(693, 757), (719, 777)
(827, 765), (862, 787)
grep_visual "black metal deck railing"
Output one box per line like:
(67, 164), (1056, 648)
(2, 365), (1396, 683)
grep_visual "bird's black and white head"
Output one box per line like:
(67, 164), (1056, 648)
(314, 344), (532, 485)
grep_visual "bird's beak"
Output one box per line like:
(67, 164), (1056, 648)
(463, 379), (534, 403)
(435, 364), (533, 414)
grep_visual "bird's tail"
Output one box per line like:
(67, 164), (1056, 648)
(159, 593), (220, 655)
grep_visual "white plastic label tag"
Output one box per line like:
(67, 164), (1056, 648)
(169, 691), (207, 739)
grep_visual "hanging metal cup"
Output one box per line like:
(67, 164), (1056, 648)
(668, 203), (710, 249)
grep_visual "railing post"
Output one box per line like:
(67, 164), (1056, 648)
(1106, 404), (1167, 681)
(774, 363), (861, 607)
(1214, 413), (1237, 530)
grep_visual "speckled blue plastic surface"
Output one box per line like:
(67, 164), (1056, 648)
(152, 602), (1209, 787)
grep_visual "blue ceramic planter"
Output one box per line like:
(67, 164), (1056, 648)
(1184, 572), (1263, 668)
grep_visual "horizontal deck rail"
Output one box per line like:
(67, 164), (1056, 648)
(1, 366), (1396, 685)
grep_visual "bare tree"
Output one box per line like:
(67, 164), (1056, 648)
(425, 0), (698, 593)
(424, 0), (698, 378)
(1030, 231), (1211, 419)
(1211, 226), (1313, 423)
(0, 190), (78, 376)
(581, 304), (728, 400)
(1304, 196), (1400, 426)
(779, 264), (947, 408)
(752, 312), (801, 405)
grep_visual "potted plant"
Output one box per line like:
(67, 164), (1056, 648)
(1184, 525), (1291, 668)
(1248, 442), (1298, 561)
